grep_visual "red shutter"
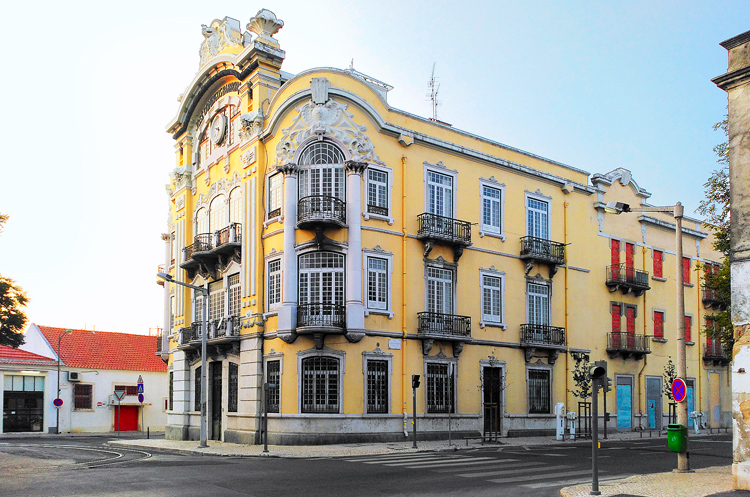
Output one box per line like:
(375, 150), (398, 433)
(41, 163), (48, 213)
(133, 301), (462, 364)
(611, 240), (620, 266)
(684, 315), (692, 343)
(683, 257), (691, 284)
(626, 243), (634, 268)
(653, 250), (663, 278)
(611, 303), (621, 348)
(626, 307), (636, 349)
(654, 312), (664, 339)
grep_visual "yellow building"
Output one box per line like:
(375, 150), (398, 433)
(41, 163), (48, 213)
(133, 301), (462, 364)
(158, 10), (729, 444)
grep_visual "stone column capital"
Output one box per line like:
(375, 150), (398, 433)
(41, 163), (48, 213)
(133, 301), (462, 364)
(277, 163), (299, 176)
(345, 160), (368, 176)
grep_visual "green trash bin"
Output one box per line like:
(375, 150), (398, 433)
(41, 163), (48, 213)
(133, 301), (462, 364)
(667, 424), (688, 452)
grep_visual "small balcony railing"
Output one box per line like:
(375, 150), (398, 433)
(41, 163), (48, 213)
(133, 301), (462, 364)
(520, 324), (566, 347)
(367, 204), (388, 216)
(297, 195), (346, 227)
(417, 311), (471, 338)
(214, 315), (242, 338)
(606, 263), (650, 295)
(417, 213), (472, 246)
(704, 340), (730, 366)
(702, 287), (726, 310)
(297, 303), (346, 329)
(216, 223), (242, 247)
(607, 332), (651, 357)
(519, 236), (566, 266)
(155, 330), (163, 353)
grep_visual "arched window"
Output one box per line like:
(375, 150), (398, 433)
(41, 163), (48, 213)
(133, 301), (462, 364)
(209, 194), (226, 233)
(298, 142), (346, 201)
(229, 188), (242, 224)
(196, 207), (208, 235)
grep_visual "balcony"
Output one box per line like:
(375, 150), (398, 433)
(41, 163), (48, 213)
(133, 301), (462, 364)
(606, 263), (650, 297)
(297, 195), (346, 229)
(417, 311), (471, 356)
(704, 340), (731, 366)
(519, 324), (566, 364)
(607, 332), (651, 360)
(297, 303), (346, 329)
(180, 223), (242, 279)
(177, 316), (242, 359)
(416, 213), (472, 262)
(519, 236), (566, 278)
(702, 287), (727, 310)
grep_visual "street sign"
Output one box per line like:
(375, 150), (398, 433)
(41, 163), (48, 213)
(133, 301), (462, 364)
(672, 378), (687, 403)
(114, 390), (126, 401)
(53, 398), (63, 407)
(137, 383), (144, 394)
(137, 375), (143, 384)
(138, 393), (144, 403)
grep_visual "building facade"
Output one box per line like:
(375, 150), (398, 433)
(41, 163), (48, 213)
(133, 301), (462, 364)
(159, 10), (730, 444)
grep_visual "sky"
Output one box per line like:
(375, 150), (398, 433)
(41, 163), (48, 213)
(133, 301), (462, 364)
(0, 1), (746, 335)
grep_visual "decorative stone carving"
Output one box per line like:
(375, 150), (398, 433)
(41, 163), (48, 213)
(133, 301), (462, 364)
(277, 330), (298, 344)
(240, 110), (264, 141)
(452, 342), (464, 357)
(241, 147), (257, 167)
(277, 163), (299, 176)
(421, 339), (434, 355)
(199, 17), (245, 69)
(345, 160), (368, 176)
(175, 196), (185, 211)
(247, 9), (284, 42)
(345, 331), (365, 343)
(311, 77), (330, 105)
(170, 165), (193, 191)
(275, 100), (385, 166)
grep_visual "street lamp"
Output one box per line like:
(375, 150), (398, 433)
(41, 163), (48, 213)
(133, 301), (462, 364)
(606, 201), (689, 471)
(156, 271), (209, 449)
(56, 329), (72, 434)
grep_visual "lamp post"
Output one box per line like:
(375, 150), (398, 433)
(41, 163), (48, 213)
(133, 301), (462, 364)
(606, 201), (689, 471)
(56, 329), (72, 434)
(157, 271), (209, 449)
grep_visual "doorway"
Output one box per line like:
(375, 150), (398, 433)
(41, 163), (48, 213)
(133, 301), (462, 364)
(114, 405), (138, 431)
(3, 391), (44, 432)
(482, 366), (503, 439)
(709, 372), (721, 428)
(210, 361), (222, 440)
(645, 376), (662, 430)
(616, 375), (633, 431)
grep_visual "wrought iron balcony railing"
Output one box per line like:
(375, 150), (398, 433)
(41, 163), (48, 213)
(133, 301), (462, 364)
(417, 311), (471, 338)
(214, 315), (242, 338)
(520, 324), (566, 347)
(704, 340), (729, 362)
(155, 330), (163, 353)
(417, 213), (472, 246)
(216, 223), (242, 247)
(182, 233), (212, 263)
(367, 204), (388, 216)
(702, 287), (726, 310)
(298, 195), (346, 227)
(607, 332), (651, 354)
(519, 236), (566, 265)
(606, 263), (650, 293)
(297, 303), (346, 329)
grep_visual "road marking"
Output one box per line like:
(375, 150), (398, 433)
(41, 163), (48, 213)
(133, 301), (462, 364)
(385, 457), (497, 468)
(439, 459), (521, 472)
(488, 469), (600, 484)
(457, 464), (570, 478)
(522, 473), (633, 488)
(357, 455), (447, 463)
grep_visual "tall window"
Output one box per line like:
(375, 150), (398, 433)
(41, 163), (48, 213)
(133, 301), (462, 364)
(194, 366), (201, 411)
(367, 168), (389, 216)
(653, 250), (663, 278)
(654, 311), (665, 340)
(528, 369), (551, 414)
(366, 360), (389, 414)
(427, 171), (453, 218)
(299, 252), (345, 307)
(194, 290), (204, 322)
(228, 274), (241, 317)
(209, 280), (225, 322)
(228, 363), (238, 413)
(301, 356), (339, 413)
(481, 273), (503, 325)
(298, 142), (346, 201)
(74, 384), (93, 410)
(267, 360), (280, 413)
(526, 197), (549, 239)
(196, 208), (209, 235)
(267, 259), (282, 311)
(229, 188), (242, 224)
(367, 257), (388, 310)
(685, 315), (693, 343)
(209, 195), (226, 233)
(168, 372), (174, 411)
(683, 257), (691, 284)
(527, 283), (550, 325)
(481, 185), (502, 235)
(611, 240), (620, 266)
(611, 303), (622, 332)
(268, 173), (283, 219)
(426, 266), (454, 315)
(426, 363), (454, 413)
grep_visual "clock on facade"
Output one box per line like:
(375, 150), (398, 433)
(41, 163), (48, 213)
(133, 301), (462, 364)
(210, 113), (227, 144)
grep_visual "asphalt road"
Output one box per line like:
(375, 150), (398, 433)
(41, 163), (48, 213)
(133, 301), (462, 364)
(0, 433), (733, 497)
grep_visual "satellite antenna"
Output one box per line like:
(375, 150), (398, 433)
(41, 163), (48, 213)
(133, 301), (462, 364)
(427, 63), (441, 120)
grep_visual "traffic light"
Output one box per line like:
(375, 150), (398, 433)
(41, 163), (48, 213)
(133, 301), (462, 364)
(606, 377), (613, 393)
(412, 375), (421, 389)
(589, 360), (607, 390)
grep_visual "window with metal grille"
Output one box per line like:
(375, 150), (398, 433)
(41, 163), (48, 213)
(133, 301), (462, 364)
(426, 266), (453, 315)
(229, 188), (242, 224)
(267, 360), (280, 413)
(301, 357), (339, 413)
(228, 274), (241, 317)
(528, 369), (550, 414)
(481, 274), (503, 324)
(527, 283), (550, 326)
(74, 384), (93, 410)
(526, 197), (549, 239)
(426, 363), (454, 413)
(114, 385), (138, 396)
(482, 185), (501, 234)
(268, 173), (283, 218)
(194, 366), (201, 412)
(367, 169), (388, 216)
(654, 311), (665, 339)
(367, 257), (388, 310)
(653, 250), (663, 278)
(228, 363), (238, 412)
(267, 259), (281, 310)
(168, 372), (174, 411)
(366, 360), (388, 414)
(209, 280), (225, 321)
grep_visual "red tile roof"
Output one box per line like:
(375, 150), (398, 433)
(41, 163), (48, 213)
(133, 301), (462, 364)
(0, 345), (58, 366)
(37, 326), (167, 372)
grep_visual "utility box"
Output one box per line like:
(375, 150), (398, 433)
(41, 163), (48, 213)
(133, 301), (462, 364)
(667, 424), (688, 452)
(555, 403), (566, 441)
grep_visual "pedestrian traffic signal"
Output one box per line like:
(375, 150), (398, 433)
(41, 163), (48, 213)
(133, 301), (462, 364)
(412, 375), (420, 389)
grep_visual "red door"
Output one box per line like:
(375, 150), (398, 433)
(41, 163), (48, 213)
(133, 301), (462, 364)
(114, 406), (138, 431)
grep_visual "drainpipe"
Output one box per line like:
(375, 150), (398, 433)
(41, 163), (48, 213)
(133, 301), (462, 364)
(401, 154), (408, 437)
(563, 202), (570, 409)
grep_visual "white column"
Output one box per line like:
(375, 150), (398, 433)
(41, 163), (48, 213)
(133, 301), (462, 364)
(345, 161), (367, 333)
(277, 164), (299, 336)
(161, 233), (171, 356)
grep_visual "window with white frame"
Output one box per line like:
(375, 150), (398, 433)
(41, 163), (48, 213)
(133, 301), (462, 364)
(301, 356), (340, 413)
(196, 207), (209, 236)
(209, 280), (225, 322)
(298, 142), (346, 201)
(299, 252), (345, 307)
(367, 257), (388, 310)
(426, 362), (455, 413)
(228, 274), (240, 317)
(268, 173), (283, 219)
(209, 195), (226, 233)
(426, 266), (454, 315)
(366, 168), (389, 217)
(229, 188), (242, 224)
(194, 290), (204, 322)
(526, 196), (549, 239)
(267, 258), (282, 311)
(528, 368), (551, 414)
(481, 184), (502, 236)
(480, 270), (504, 326)
(427, 170), (454, 218)
(527, 282), (550, 325)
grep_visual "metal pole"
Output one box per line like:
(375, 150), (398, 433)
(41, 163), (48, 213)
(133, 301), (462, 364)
(263, 383), (269, 453)
(56, 335), (61, 435)
(412, 386), (417, 449)
(117, 403), (120, 439)
(591, 380), (600, 495)
(674, 203), (689, 471)
(200, 290), (208, 448)
(603, 387), (608, 440)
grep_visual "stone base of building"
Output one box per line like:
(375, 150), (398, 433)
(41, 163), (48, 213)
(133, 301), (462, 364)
(734, 462), (750, 490)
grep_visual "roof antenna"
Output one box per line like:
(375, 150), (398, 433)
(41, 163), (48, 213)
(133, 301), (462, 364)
(427, 63), (441, 120)
(349, 58), (354, 70)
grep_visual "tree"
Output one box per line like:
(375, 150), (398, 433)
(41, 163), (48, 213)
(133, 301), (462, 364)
(0, 212), (27, 347)
(697, 118), (733, 351)
(663, 358), (677, 401)
(570, 352), (592, 400)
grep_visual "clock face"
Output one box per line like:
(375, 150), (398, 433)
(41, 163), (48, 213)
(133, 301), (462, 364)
(210, 113), (227, 144)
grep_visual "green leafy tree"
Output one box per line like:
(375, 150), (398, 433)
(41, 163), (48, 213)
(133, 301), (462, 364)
(697, 117), (733, 351)
(663, 358), (677, 401)
(570, 352), (592, 400)
(0, 213), (27, 347)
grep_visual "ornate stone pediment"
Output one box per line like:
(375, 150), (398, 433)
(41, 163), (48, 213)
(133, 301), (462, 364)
(275, 99), (384, 166)
(199, 17), (245, 69)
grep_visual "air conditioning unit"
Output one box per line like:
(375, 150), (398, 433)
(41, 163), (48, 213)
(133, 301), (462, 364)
(68, 371), (81, 382)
